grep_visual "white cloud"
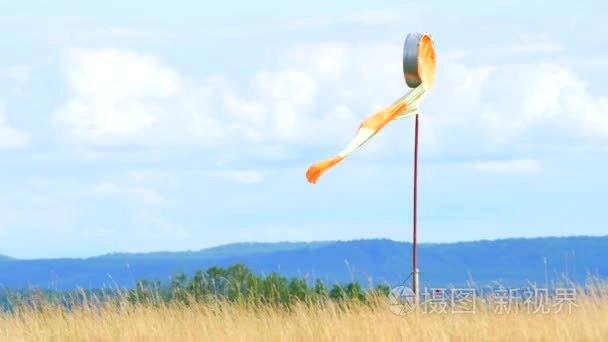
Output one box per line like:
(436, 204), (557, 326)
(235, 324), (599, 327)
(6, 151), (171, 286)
(128, 170), (177, 187)
(285, 9), (400, 30)
(288, 40), (608, 158)
(477, 63), (608, 141)
(499, 34), (562, 54)
(89, 182), (165, 205)
(79, 213), (191, 254)
(418, 54), (608, 159)
(92, 27), (172, 42)
(51, 45), (381, 149)
(1, 65), (32, 83)
(129, 213), (189, 241)
(53, 48), (320, 147)
(208, 169), (265, 185)
(0, 101), (29, 148)
(52, 40), (608, 162)
(53, 48), (181, 145)
(284, 43), (351, 81)
(470, 159), (542, 174)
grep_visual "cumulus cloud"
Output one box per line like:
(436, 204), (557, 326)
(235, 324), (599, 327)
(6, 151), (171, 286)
(51, 45), (393, 149)
(1, 65), (32, 83)
(89, 182), (165, 205)
(278, 42), (608, 158)
(0, 101), (29, 148)
(490, 34), (563, 54)
(285, 9), (401, 30)
(490, 63), (608, 139)
(87, 167), (181, 205)
(418, 53), (608, 159)
(470, 159), (542, 174)
(52, 38), (608, 162)
(129, 213), (189, 241)
(127, 170), (177, 187)
(208, 169), (265, 185)
(53, 48), (182, 145)
(53, 49), (323, 147)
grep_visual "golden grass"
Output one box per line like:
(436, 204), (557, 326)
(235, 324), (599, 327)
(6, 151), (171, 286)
(0, 289), (606, 341)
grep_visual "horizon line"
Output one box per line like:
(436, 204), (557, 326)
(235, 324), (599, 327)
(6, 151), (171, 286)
(3, 233), (607, 261)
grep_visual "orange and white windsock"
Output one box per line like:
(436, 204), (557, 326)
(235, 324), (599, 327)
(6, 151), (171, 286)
(305, 85), (428, 184)
(306, 32), (436, 184)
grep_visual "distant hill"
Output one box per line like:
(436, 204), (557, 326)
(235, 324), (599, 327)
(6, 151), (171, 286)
(97, 241), (331, 261)
(0, 236), (606, 290)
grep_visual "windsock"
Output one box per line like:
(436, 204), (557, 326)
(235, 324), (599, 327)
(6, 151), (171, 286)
(306, 33), (436, 184)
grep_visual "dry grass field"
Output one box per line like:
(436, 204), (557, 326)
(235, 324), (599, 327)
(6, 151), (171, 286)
(0, 286), (606, 341)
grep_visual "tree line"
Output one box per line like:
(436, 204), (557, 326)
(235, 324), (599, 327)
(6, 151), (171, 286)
(0, 263), (391, 310)
(128, 263), (390, 306)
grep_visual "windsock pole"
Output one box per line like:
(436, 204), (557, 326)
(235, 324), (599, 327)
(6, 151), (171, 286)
(412, 113), (420, 305)
(404, 31), (435, 308)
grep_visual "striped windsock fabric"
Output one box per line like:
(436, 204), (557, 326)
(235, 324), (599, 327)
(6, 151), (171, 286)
(306, 84), (428, 184)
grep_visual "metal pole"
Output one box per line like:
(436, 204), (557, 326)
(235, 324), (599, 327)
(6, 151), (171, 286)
(413, 113), (419, 305)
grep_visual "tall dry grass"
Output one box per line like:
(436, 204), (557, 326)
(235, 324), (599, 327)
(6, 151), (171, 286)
(0, 286), (606, 341)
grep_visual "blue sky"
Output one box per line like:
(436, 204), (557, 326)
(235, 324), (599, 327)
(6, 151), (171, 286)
(0, 0), (606, 258)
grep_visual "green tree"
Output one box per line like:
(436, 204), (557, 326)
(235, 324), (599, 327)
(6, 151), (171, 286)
(288, 278), (309, 301)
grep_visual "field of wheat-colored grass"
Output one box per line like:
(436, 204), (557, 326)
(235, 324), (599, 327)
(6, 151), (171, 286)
(0, 286), (606, 342)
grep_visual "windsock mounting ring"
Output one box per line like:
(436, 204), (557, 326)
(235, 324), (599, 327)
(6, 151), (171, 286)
(403, 33), (436, 89)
